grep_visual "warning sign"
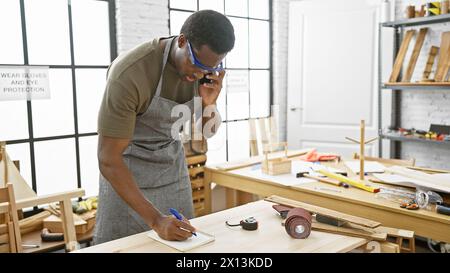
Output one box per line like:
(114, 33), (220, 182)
(0, 66), (50, 101)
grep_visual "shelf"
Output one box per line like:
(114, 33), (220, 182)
(382, 13), (450, 27)
(380, 133), (450, 147)
(383, 82), (450, 90)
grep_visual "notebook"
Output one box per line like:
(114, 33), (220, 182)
(147, 230), (215, 252)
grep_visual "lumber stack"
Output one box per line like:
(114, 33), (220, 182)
(186, 154), (207, 217)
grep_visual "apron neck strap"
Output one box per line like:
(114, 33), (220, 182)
(155, 37), (176, 98)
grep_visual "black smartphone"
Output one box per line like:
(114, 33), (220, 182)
(199, 73), (213, 85)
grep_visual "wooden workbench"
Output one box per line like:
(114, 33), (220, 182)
(74, 200), (368, 253)
(203, 157), (450, 243)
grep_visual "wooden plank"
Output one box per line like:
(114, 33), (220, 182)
(356, 241), (400, 253)
(353, 153), (415, 167)
(389, 30), (416, 82)
(311, 221), (387, 241)
(374, 226), (414, 239)
(386, 166), (450, 193)
(15, 189), (84, 210)
(422, 46), (439, 80)
(0, 243), (10, 253)
(379, 241), (400, 253)
(203, 169), (212, 214)
(7, 184), (22, 252)
(59, 198), (78, 252)
(403, 28), (428, 82)
(0, 189), (8, 203)
(190, 178), (204, 189)
(435, 31), (450, 81)
(443, 46), (450, 81)
(265, 195), (381, 228)
(214, 148), (312, 171)
(225, 188), (236, 209)
(7, 221), (16, 252)
(192, 190), (204, 201)
(249, 119), (258, 156)
(385, 81), (450, 86)
(406, 166), (450, 174)
(189, 167), (204, 179)
(0, 233), (7, 244)
(186, 155), (206, 166)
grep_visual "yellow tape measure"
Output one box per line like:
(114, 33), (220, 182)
(317, 169), (380, 193)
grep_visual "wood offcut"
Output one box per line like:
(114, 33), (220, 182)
(389, 30), (416, 83)
(402, 28), (428, 82)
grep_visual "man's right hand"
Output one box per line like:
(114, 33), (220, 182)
(152, 215), (197, 241)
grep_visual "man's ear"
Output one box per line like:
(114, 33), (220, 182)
(178, 34), (187, 48)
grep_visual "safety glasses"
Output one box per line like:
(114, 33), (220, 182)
(187, 41), (224, 73)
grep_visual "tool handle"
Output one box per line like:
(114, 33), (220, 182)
(305, 174), (341, 186)
(436, 205), (450, 216)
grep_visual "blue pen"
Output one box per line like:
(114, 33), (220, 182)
(169, 208), (197, 236)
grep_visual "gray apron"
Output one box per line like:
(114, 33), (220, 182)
(94, 37), (196, 244)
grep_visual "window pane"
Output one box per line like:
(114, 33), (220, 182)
(0, 101), (28, 141)
(6, 143), (32, 189)
(225, 18), (248, 68)
(170, 0), (197, 10)
(0, 0), (23, 64)
(227, 121), (249, 161)
(249, 20), (269, 68)
(34, 138), (77, 195)
(250, 70), (270, 118)
(216, 84), (226, 120)
(199, 0), (224, 13)
(76, 69), (107, 133)
(225, 0), (247, 17)
(249, 0), (269, 19)
(170, 10), (193, 36)
(206, 123), (227, 165)
(72, 0), (110, 65)
(79, 135), (99, 197)
(32, 69), (74, 137)
(25, 0), (71, 65)
(226, 70), (249, 120)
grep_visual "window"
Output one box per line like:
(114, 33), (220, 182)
(169, 0), (272, 164)
(0, 0), (116, 196)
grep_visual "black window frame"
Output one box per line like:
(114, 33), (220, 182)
(1, 0), (117, 194)
(168, 0), (274, 161)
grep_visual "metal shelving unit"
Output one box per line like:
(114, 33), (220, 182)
(378, 14), (450, 158)
(381, 133), (450, 147)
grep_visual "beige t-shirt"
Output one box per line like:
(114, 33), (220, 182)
(97, 37), (195, 138)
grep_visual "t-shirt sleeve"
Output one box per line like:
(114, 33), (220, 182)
(97, 79), (140, 139)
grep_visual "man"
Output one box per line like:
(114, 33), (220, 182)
(94, 10), (235, 244)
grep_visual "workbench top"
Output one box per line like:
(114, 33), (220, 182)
(74, 200), (367, 253)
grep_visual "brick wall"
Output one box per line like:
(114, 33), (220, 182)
(115, 0), (169, 54)
(395, 0), (450, 169)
